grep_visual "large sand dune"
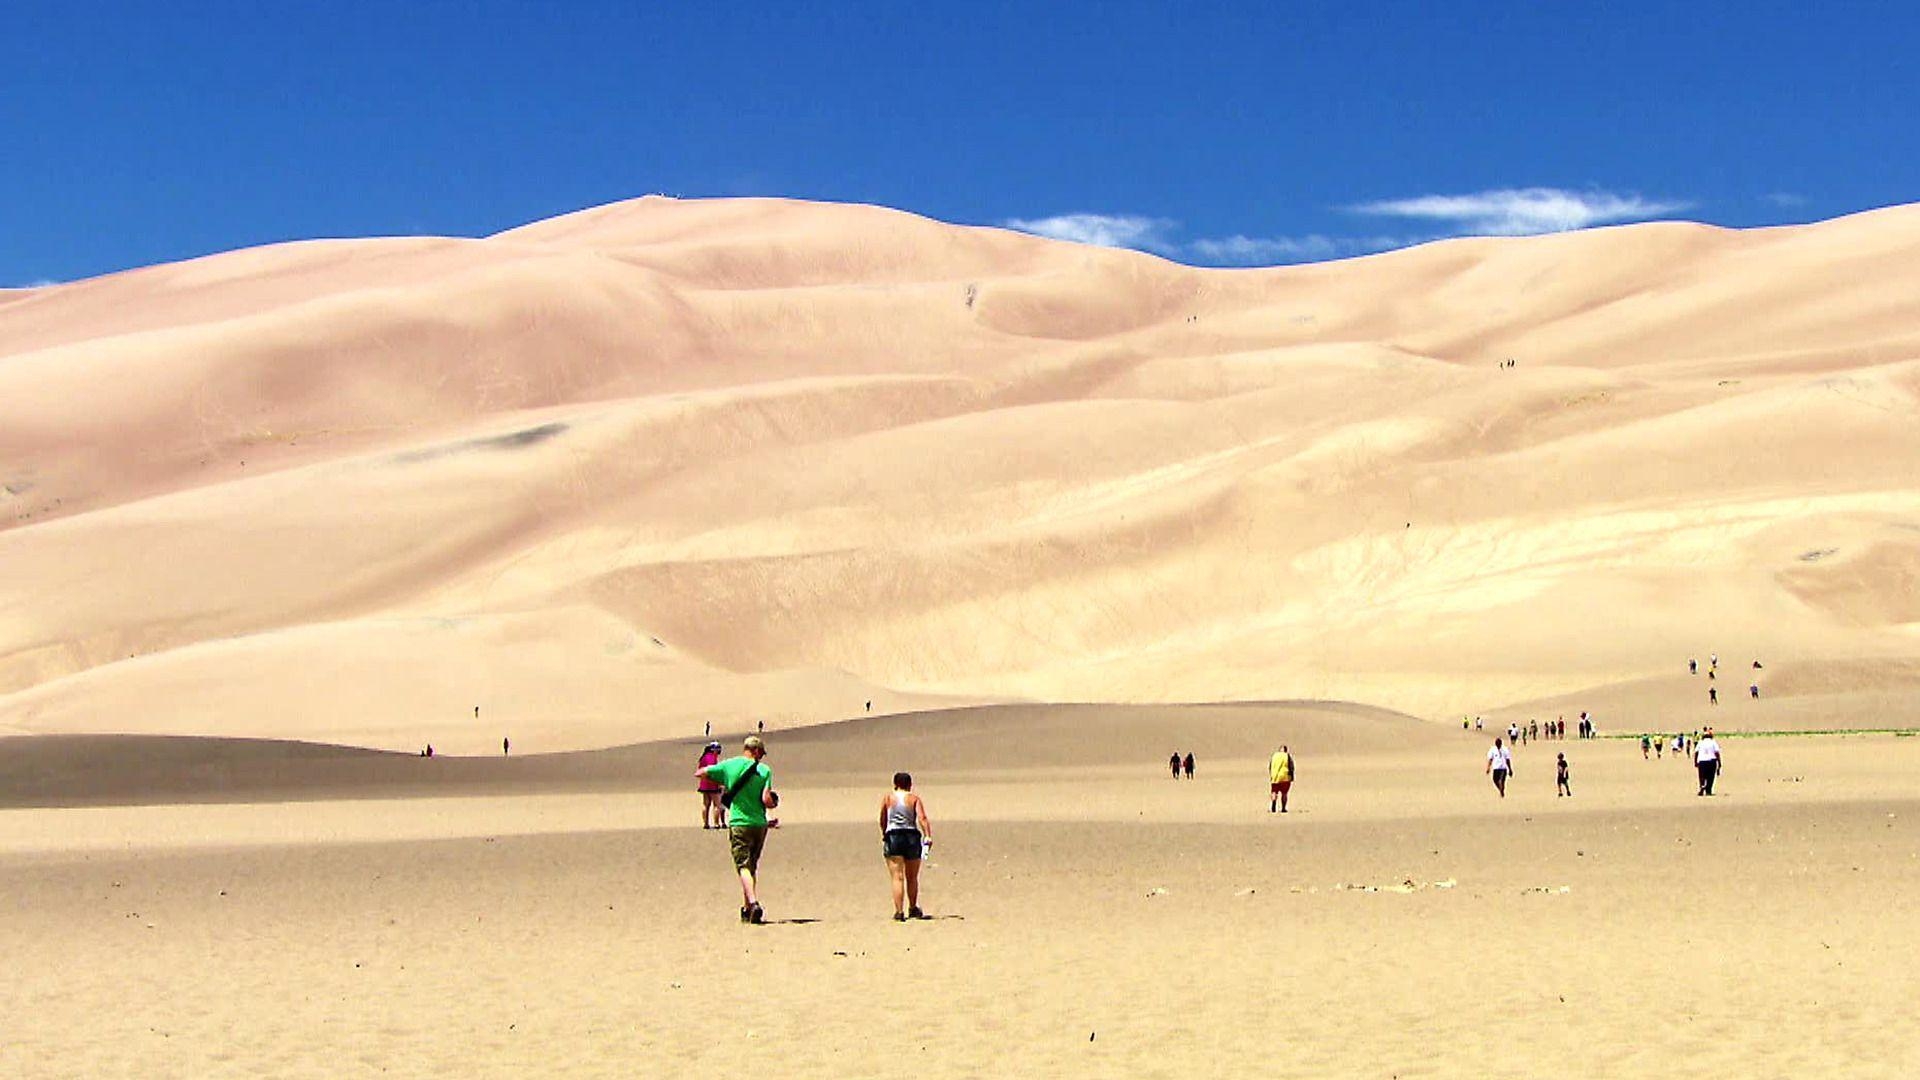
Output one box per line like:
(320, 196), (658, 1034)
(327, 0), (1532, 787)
(4, 198), (1918, 751)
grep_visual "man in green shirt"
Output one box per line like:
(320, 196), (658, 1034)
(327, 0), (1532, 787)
(696, 734), (778, 924)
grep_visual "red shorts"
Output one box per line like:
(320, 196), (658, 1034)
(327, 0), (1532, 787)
(1270, 781), (1292, 794)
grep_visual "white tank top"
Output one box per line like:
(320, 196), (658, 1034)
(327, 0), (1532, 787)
(886, 791), (918, 832)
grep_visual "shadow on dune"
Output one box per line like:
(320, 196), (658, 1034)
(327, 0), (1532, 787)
(0, 700), (1447, 810)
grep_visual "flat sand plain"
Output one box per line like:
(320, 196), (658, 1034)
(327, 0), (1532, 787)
(4, 704), (1916, 1078)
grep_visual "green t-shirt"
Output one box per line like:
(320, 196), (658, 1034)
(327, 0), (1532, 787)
(705, 756), (772, 828)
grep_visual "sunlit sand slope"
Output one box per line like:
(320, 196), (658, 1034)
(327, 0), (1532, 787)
(3, 198), (1917, 750)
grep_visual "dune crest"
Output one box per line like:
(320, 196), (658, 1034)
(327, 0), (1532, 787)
(4, 197), (1919, 751)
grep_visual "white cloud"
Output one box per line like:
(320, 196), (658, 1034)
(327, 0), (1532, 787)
(999, 213), (1179, 254)
(1187, 233), (1412, 265)
(1350, 187), (1690, 235)
(1000, 187), (1687, 269)
(2, 278), (60, 289)
(1001, 214), (1413, 266)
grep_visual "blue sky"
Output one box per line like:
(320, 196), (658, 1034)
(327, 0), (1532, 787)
(5, 1), (1918, 284)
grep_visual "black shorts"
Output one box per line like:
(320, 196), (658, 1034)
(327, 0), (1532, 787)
(883, 829), (923, 860)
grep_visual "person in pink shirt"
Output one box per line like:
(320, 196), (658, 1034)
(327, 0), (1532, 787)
(697, 741), (725, 829)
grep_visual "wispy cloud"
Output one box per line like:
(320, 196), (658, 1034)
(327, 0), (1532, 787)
(3, 278), (61, 289)
(1187, 233), (1412, 265)
(1001, 187), (1689, 268)
(1762, 191), (1809, 208)
(1000, 214), (1403, 266)
(1349, 187), (1690, 236)
(998, 213), (1179, 254)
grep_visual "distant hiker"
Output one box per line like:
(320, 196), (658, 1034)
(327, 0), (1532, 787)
(1749, 683), (1760, 699)
(426, 744), (433, 758)
(1709, 686), (1718, 705)
(1487, 738), (1512, 798)
(1475, 716), (1484, 731)
(1182, 752), (1195, 779)
(1710, 653), (1718, 671)
(881, 772), (933, 921)
(1269, 745), (1297, 813)
(704, 720), (711, 737)
(866, 700), (872, 712)
(1689, 659), (1697, 675)
(698, 741), (725, 829)
(1170, 752), (1182, 779)
(1694, 730), (1723, 796)
(1508, 723), (1520, 746)
(503, 736), (511, 756)
(1556, 753), (1572, 797)
(757, 719), (765, 735)
(1641, 735), (1651, 760)
(697, 735), (777, 923)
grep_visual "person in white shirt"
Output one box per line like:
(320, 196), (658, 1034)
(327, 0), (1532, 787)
(1486, 737), (1513, 798)
(1694, 730), (1723, 796)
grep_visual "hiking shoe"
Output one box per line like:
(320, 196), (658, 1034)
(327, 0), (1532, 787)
(908, 906), (928, 920)
(892, 912), (907, 922)
(749, 904), (765, 924)
(739, 905), (752, 923)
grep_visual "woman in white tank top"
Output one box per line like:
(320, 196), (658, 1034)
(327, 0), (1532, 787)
(880, 772), (934, 921)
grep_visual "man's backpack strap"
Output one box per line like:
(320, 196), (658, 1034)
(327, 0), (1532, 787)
(720, 762), (762, 808)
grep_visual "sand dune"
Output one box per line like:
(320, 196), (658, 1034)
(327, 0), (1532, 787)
(4, 197), (1919, 751)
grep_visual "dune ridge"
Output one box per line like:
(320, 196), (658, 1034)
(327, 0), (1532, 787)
(4, 196), (1919, 751)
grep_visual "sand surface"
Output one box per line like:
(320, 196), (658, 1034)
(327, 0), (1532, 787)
(4, 197), (1919, 750)
(4, 197), (1918, 1075)
(3, 705), (1917, 1077)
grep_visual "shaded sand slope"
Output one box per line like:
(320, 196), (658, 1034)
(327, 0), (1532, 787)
(4, 198), (1919, 749)
(0, 701), (1442, 809)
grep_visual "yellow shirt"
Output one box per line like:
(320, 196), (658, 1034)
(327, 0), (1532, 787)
(1269, 752), (1293, 783)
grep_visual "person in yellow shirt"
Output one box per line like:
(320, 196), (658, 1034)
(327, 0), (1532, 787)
(1268, 745), (1297, 813)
